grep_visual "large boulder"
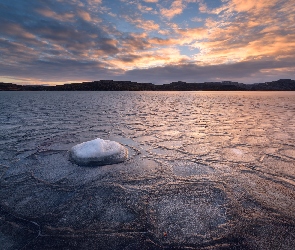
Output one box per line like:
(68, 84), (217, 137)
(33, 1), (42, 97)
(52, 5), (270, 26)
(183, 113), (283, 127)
(70, 138), (128, 166)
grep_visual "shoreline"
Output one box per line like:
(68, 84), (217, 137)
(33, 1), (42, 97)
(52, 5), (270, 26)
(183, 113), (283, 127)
(1, 79), (295, 91)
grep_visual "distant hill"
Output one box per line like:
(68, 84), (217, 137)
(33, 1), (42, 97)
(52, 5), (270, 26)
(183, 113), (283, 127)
(1, 79), (295, 91)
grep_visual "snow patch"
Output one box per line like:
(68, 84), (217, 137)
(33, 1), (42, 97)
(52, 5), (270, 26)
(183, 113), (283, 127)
(70, 138), (128, 166)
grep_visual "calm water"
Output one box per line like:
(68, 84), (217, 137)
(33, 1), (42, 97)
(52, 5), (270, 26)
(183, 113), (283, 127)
(0, 91), (295, 249)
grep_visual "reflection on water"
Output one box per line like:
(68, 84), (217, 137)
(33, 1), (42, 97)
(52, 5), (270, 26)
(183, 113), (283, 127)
(0, 91), (295, 249)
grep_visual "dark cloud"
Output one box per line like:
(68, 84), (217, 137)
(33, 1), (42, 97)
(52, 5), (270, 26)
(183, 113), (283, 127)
(0, 0), (123, 80)
(0, 56), (120, 83)
(0, 0), (294, 85)
(123, 59), (295, 84)
(117, 54), (143, 63)
(119, 34), (151, 52)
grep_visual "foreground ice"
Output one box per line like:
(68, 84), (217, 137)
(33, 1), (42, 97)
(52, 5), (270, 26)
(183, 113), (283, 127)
(1, 91), (295, 250)
(70, 138), (128, 166)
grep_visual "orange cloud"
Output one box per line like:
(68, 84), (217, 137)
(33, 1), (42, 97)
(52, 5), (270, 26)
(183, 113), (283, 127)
(230, 0), (278, 12)
(109, 47), (189, 70)
(1, 23), (35, 40)
(193, 26), (295, 66)
(177, 27), (207, 40)
(138, 20), (160, 31)
(160, 0), (184, 19)
(149, 37), (176, 46)
(36, 9), (74, 22)
(137, 3), (153, 12)
(178, 0), (295, 66)
(78, 10), (92, 21)
(122, 16), (159, 31)
(148, 27), (207, 49)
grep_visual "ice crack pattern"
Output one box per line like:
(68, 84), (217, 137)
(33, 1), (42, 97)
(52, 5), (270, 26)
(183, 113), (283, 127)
(0, 91), (295, 249)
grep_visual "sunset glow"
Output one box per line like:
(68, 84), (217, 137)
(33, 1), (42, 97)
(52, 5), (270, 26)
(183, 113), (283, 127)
(0, 0), (294, 85)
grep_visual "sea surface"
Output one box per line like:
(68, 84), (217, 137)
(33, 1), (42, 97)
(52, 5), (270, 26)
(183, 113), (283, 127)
(0, 91), (295, 249)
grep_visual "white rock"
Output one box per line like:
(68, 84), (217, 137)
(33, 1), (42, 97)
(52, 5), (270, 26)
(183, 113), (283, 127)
(70, 138), (128, 166)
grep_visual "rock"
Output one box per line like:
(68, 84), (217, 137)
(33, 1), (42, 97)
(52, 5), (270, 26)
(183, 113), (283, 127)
(70, 138), (128, 166)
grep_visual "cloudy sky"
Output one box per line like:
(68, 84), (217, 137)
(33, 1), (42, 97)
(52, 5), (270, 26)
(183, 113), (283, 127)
(0, 0), (294, 85)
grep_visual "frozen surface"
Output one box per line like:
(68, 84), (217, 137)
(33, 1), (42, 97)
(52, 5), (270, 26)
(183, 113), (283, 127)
(0, 91), (295, 249)
(70, 138), (128, 166)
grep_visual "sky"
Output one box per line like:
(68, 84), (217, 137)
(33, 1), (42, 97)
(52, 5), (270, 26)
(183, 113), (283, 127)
(0, 0), (294, 85)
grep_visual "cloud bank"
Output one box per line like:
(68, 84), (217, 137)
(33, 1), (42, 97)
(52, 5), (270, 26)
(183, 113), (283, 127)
(0, 0), (294, 85)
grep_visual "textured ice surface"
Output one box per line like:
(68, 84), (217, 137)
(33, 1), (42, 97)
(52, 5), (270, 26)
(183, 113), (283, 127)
(0, 91), (295, 250)
(70, 138), (128, 166)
